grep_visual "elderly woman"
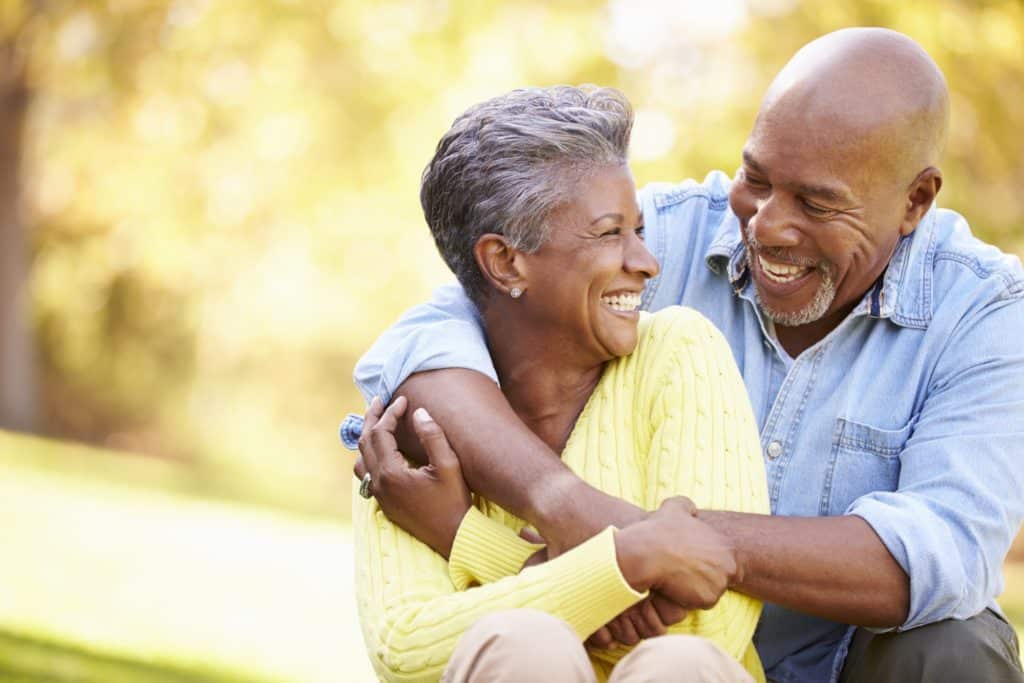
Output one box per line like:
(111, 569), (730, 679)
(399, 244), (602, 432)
(350, 86), (769, 682)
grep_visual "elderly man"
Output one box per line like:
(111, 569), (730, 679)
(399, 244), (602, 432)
(346, 28), (1024, 682)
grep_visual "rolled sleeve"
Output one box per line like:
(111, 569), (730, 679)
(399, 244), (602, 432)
(353, 283), (498, 405)
(847, 296), (1024, 630)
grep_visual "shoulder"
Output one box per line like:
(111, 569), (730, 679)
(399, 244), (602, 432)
(626, 307), (731, 378)
(639, 170), (733, 214)
(928, 209), (1024, 309)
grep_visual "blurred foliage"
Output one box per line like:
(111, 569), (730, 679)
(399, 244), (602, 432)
(5, 0), (1023, 518)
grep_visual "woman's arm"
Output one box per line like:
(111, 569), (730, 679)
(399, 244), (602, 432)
(353, 400), (648, 682)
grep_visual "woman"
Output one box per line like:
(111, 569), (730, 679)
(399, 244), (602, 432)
(350, 86), (769, 682)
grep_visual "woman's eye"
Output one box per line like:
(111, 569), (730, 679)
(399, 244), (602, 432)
(635, 226), (645, 240)
(602, 228), (622, 237)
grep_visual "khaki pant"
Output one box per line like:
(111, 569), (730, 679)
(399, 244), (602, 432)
(442, 609), (753, 683)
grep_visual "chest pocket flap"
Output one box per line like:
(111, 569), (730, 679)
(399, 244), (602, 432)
(823, 417), (914, 516)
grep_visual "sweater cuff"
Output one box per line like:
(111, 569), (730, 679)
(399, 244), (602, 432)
(448, 506), (544, 590)
(547, 526), (648, 639)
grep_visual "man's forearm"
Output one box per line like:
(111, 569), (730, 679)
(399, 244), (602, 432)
(701, 511), (910, 628)
(393, 369), (645, 546)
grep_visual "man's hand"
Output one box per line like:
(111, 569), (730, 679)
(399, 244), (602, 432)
(615, 497), (738, 611)
(354, 396), (471, 558)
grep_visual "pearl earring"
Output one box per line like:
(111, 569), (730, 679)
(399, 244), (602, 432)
(510, 287), (523, 299)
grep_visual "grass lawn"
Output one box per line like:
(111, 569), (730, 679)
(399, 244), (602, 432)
(0, 429), (1021, 680)
(0, 431), (375, 682)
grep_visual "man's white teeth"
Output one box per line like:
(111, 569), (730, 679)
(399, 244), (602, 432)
(601, 292), (641, 312)
(758, 255), (811, 283)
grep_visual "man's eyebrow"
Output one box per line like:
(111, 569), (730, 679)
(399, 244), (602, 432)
(794, 183), (849, 204)
(742, 150), (766, 174)
(743, 150), (850, 204)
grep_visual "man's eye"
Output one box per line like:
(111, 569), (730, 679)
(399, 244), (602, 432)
(635, 226), (645, 240)
(803, 200), (835, 217)
(743, 173), (768, 189)
(602, 228), (622, 237)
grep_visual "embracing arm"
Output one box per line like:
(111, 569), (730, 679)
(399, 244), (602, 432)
(393, 369), (646, 546)
(701, 512), (909, 627)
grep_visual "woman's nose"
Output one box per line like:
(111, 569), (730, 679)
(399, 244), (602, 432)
(624, 231), (660, 279)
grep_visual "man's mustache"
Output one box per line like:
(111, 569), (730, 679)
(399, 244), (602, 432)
(743, 224), (832, 275)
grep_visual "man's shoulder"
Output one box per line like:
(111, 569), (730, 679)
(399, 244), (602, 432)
(639, 170), (733, 213)
(926, 208), (1024, 309)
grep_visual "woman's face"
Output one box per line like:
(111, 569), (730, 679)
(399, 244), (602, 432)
(516, 164), (659, 364)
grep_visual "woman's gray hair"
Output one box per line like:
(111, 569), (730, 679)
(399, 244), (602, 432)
(421, 85), (634, 305)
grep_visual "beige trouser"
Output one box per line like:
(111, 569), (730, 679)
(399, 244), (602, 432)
(442, 609), (754, 683)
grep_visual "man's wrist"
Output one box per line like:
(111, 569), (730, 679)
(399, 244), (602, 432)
(526, 469), (594, 540)
(698, 509), (745, 588)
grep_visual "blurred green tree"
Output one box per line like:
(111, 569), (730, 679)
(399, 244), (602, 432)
(1, 0), (1020, 518)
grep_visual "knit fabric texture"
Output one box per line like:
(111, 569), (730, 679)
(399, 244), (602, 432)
(354, 306), (770, 682)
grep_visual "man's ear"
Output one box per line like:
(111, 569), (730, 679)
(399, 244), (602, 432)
(474, 234), (527, 296)
(899, 167), (942, 237)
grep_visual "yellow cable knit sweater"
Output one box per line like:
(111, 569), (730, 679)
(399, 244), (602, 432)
(354, 306), (770, 682)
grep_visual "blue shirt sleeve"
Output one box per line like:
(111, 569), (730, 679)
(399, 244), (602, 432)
(847, 294), (1024, 630)
(352, 283), (498, 406)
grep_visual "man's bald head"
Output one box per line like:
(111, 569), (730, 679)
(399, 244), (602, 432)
(757, 27), (949, 186)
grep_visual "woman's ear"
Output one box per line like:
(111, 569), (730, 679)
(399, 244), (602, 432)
(475, 234), (527, 296)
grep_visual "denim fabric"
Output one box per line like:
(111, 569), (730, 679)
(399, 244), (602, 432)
(349, 171), (1024, 683)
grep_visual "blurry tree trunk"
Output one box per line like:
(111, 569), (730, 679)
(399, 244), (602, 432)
(0, 33), (36, 432)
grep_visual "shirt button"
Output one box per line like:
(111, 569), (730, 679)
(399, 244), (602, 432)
(767, 441), (783, 459)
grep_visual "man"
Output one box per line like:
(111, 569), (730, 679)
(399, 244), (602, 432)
(346, 28), (1024, 682)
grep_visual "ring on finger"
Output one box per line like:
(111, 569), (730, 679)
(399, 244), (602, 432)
(359, 472), (373, 499)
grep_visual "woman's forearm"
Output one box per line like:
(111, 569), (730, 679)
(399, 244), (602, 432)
(354, 487), (644, 681)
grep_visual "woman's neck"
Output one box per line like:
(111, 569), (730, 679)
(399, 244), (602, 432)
(483, 304), (605, 454)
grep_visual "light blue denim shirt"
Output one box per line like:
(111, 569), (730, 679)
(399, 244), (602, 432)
(350, 171), (1024, 683)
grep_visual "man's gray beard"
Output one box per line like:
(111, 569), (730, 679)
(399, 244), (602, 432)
(754, 267), (837, 327)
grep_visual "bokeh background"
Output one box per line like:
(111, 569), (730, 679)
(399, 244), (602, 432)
(1, 0), (1022, 680)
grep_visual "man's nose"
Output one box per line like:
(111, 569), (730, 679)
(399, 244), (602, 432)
(748, 196), (801, 248)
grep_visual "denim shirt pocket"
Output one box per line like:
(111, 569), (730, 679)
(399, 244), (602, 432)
(822, 418), (912, 516)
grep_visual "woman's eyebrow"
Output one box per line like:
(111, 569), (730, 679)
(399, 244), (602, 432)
(589, 212), (624, 225)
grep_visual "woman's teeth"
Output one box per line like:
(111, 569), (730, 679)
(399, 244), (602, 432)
(758, 255), (811, 283)
(601, 292), (641, 312)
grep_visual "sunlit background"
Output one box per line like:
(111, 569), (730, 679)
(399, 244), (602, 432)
(1, 0), (1022, 680)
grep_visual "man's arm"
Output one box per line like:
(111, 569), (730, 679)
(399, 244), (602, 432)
(393, 369), (648, 551)
(394, 372), (910, 629)
(701, 512), (909, 627)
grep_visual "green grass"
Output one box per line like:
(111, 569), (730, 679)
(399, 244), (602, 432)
(0, 430), (375, 682)
(0, 628), (259, 682)
(1, 429), (1021, 680)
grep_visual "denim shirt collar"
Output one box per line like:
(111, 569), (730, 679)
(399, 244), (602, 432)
(704, 207), (939, 329)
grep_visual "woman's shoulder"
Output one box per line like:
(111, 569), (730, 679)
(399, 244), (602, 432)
(636, 306), (724, 353)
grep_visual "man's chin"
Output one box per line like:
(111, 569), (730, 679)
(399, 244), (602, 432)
(755, 286), (835, 328)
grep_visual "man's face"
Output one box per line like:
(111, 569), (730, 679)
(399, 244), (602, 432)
(728, 105), (911, 338)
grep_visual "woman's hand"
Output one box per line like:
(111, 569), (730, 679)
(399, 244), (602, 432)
(354, 396), (472, 559)
(586, 594), (687, 649)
